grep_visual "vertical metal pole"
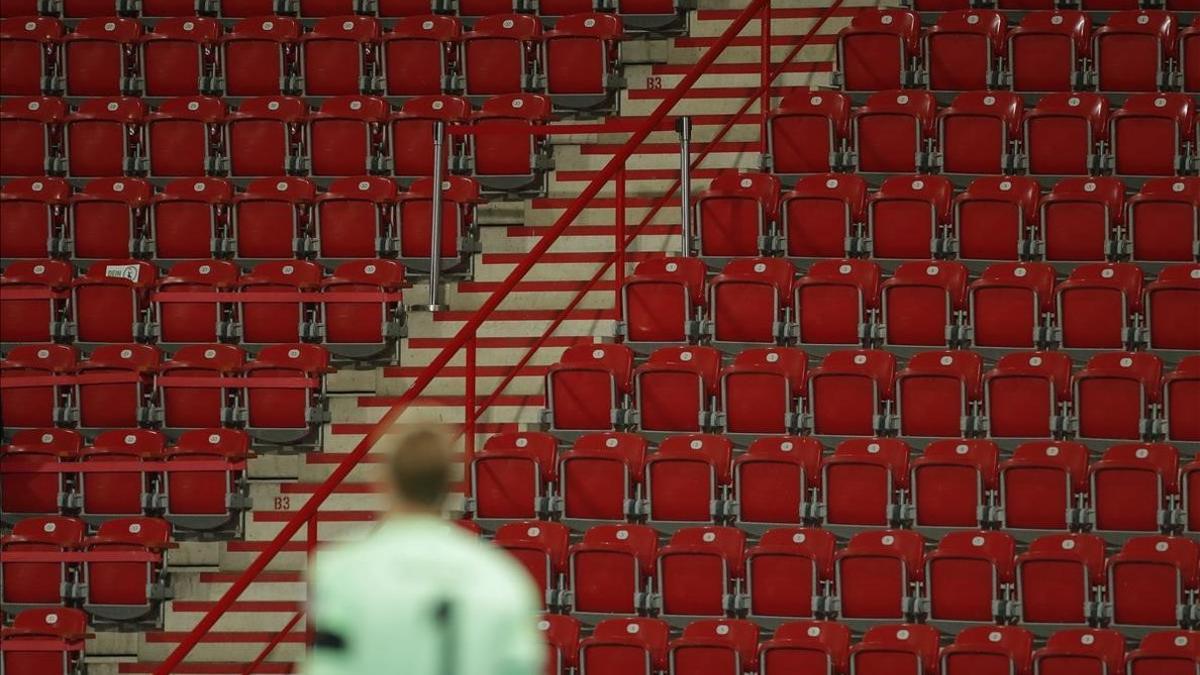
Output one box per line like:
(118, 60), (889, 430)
(615, 165), (627, 315)
(760, 1), (771, 154)
(464, 331), (476, 495)
(415, 120), (449, 312)
(677, 116), (693, 257)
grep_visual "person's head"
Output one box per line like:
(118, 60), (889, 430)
(383, 423), (457, 515)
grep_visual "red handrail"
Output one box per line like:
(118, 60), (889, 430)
(155, 1), (769, 671)
(240, 610), (304, 675)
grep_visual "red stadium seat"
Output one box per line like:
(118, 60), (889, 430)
(999, 441), (1089, 535)
(578, 617), (669, 675)
(793, 259), (880, 347)
(758, 620), (851, 675)
(1093, 11), (1177, 93)
(308, 95), (390, 177)
(1089, 443), (1180, 537)
(62, 18), (142, 97)
(0, 516), (85, 611)
(71, 260), (157, 344)
(566, 523), (657, 617)
(236, 260), (322, 346)
(77, 429), (164, 524)
(732, 437), (823, 530)
(162, 428), (252, 535)
(968, 262), (1057, 351)
(655, 526), (744, 622)
(469, 431), (558, 523)
(80, 517), (174, 622)
(462, 14), (541, 98)
(0, 260), (72, 345)
(543, 14), (623, 111)
(301, 16), (382, 96)
(940, 625), (1034, 675)
(141, 18), (222, 97)
(1127, 178), (1200, 264)
(708, 258), (796, 347)
(743, 528), (835, 621)
(231, 177), (316, 260)
(544, 344), (634, 434)
(924, 10), (1007, 91)
(313, 176), (398, 261)
(951, 176), (1040, 264)
(1073, 352), (1162, 442)
(668, 619), (759, 675)
(1007, 10), (1090, 93)
(849, 624), (941, 675)
(820, 438), (910, 530)
(692, 171), (780, 261)
(1024, 93), (1109, 177)
(145, 97), (227, 178)
(982, 351), (1072, 442)
(1107, 536), (1199, 630)
(805, 349), (895, 438)
(1015, 534), (1107, 629)
(1032, 628), (1126, 675)
(389, 94), (471, 181)
(0, 345), (77, 431)
(382, 15), (461, 97)
(64, 97), (147, 178)
(0, 607), (90, 675)
(395, 175), (480, 271)
(1125, 630), (1200, 675)
(880, 261), (969, 349)
(226, 96), (308, 178)
(318, 259), (406, 360)
(155, 344), (242, 435)
(1038, 177), (1125, 264)
(495, 520), (570, 608)
(1055, 262), (1144, 351)
(0, 429), (82, 524)
(718, 347), (807, 436)
(220, 17), (302, 97)
(619, 256), (707, 346)
(937, 91), (1023, 175)
(0, 17), (64, 97)
(866, 174), (953, 262)
(853, 90), (937, 174)
(470, 93), (554, 192)
(836, 10), (921, 92)
(539, 614), (580, 675)
(910, 439), (999, 532)
(0, 177), (71, 261)
(67, 178), (151, 263)
(0, 97), (67, 177)
(1110, 93), (1195, 177)
(1184, 18), (1200, 94)
(767, 92), (851, 176)
(74, 344), (160, 431)
(896, 350), (982, 439)
(634, 347), (721, 435)
(834, 531), (925, 623)
(241, 343), (332, 445)
(924, 530), (1016, 625)
(779, 173), (866, 260)
(558, 432), (647, 526)
(644, 434), (731, 528)
(147, 178), (233, 261)
(1165, 357), (1200, 448)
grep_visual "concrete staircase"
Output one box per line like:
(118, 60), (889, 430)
(102, 3), (875, 672)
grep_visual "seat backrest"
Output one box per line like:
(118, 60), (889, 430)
(755, 528), (837, 578)
(952, 625), (1034, 671)
(81, 343), (161, 372)
(933, 10), (1007, 53)
(590, 617), (670, 669)
(171, 428), (251, 458)
(160, 260), (241, 288)
(468, 13), (542, 39)
(706, 170), (782, 217)
(240, 260), (325, 288)
(1031, 92), (1110, 139)
(860, 90), (939, 136)
(388, 14), (462, 40)
(7, 515), (86, 547)
(678, 619), (760, 668)
(829, 438), (912, 477)
(1015, 10), (1090, 48)
(935, 530), (1016, 578)
(1138, 630), (1200, 656)
(145, 16), (222, 43)
(657, 434), (733, 483)
(874, 174), (955, 225)
(887, 261), (969, 309)
(813, 349), (897, 399)
(9, 428), (83, 456)
(1009, 441), (1091, 493)
(801, 259), (883, 307)
(495, 520), (570, 573)
(846, 9), (921, 53)
(314, 95), (390, 120)
(743, 436), (824, 486)
(571, 432), (648, 476)
(844, 530), (926, 576)
(1079, 352), (1163, 392)
(666, 526), (747, 571)
(480, 431), (558, 483)
(1116, 93), (1196, 138)
(918, 439), (1000, 485)
(578, 523), (658, 573)
(974, 262), (1058, 313)
(2, 343), (78, 372)
(644, 345), (723, 391)
(398, 94), (472, 121)
(89, 429), (166, 457)
(717, 257), (798, 297)
(959, 176), (1042, 225)
(1137, 176), (1200, 202)
(1097, 443), (1179, 488)
(1042, 628), (1126, 672)
(10, 607), (90, 639)
(858, 623), (942, 672)
(628, 256), (708, 308)
(729, 347), (808, 392)
(69, 16), (142, 43)
(163, 344), (246, 373)
(787, 173), (868, 221)
(231, 95), (308, 121)
(549, 12), (622, 39)
(558, 344), (634, 392)
(93, 516), (172, 548)
(943, 91), (1024, 138)
(991, 351), (1074, 402)
(226, 16), (302, 41)
(1064, 262), (1145, 309)
(773, 91), (852, 138)
(1047, 176), (1127, 223)
(1116, 536), (1200, 584)
(903, 350), (984, 401)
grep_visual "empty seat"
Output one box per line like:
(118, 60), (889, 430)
(1015, 534), (1107, 628)
(880, 261), (968, 349)
(231, 176), (315, 260)
(578, 617), (669, 675)
(866, 174), (953, 261)
(302, 16), (382, 96)
(0, 345), (77, 431)
(924, 530), (1016, 625)
(382, 15), (461, 98)
(836, 10), (921, 92)
(80, 517), (174, 623)
(1110, 93), (1195, 177)
(543, 14), (623, 111)
(318, 259), (407, 360)
(67, 178), (151, 262)
(64, 97), (146, 178)
(494, 520), (570, 607)
(469, 431), (558, 523)
(952, 176), (1040, 264)
(1038, 177), (1125, 264)
(226, 96), (308, 178)
(767, 92), (851, 176)
(462, 14), (541, 98)
(1125, 630), (1200, 675)
(0, 97), (67, 177)
(74, 344), (160, 431)
(0, 429), (82, 524)
(820, 438), (910, 530)
(1127, 178), (1200, 264)
(540, 614), (580, 675)
(619, 256), (707, 346)
(968, 263), (1056, 352)
(1024, 93), (1109, 177)
(938, 91), (1023, 175)
(925, 10), (1007, 91)
(308, 95), (390, 177)
(314, 176), (399, 261)
(853, 90), (937, 174)
(141, 17), (222, 97)
(62, 18), (142, 97)
(1089, 443), (1180, 537)
(77, 430), (164, 524)
(162, 429), (252, 535)
(758, 620), (851, 675)
(910, 439), (999, 532)
(732, 437), (823, 529)
(793, 259), (880, 347)
(153, 260), (238, 346)
(395, 175), (479, 271)
(147, 177), (232, 261)
(744, 528), (835, 621)
(834, 531), (925, 623)
(0, 516), (85, 611)
(544, 344), (634, 433)
(655, 526), (745, 621)
(557, 432), (646, 526)
(940, 625), (1034, 675)
(236, 259), (323, 346)
(691, 171), (780, 261)
(998, 441), (1089, 534)
(389, 94), (471, 181)
(241, 344), (331, 445)
(1032, 628), (1126, 675)
(668, 619), (759, 675)
(633, 346), (721, 435)
(1055, 262), (1144, 351)
(1165, 357), (1200, 448)
(983, 351), (1073, 441)
(1073, 352), (1163, 442)
(896, 350), (983, 439)
(155, 344), (244, 433)
(145, 96), (228, 178)
(220, 17), (302, 97)
(644, 434), (731, 528)
(718, 347), (807, 436)
(779, 173), (866, 260)
(72, 260), (157, 344)
(805, 349), (895, 438)
(566, 523), (657, 617)
(0, 178), (71, 262)
(849, 624), (941, 675)
(0, 607), (90, 675)
(708, 258), (796, 347)
(0, 17), (63, 97)
(1007, 10), (1091, 93)
(1107, 536), (1199, 630)
(0, 260), (73, 345)
(1093, 11), (1177, 93)
(470, 93), (554, 192)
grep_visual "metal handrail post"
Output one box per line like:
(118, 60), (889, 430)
(677, 116), (693, 256)
(414, 120), (449, 312)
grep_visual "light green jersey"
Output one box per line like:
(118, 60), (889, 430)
(300, 515), (545, 675)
